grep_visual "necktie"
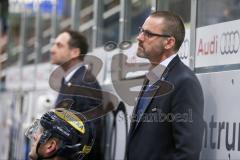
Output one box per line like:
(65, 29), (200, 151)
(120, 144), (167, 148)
(135, 84), (155, 121)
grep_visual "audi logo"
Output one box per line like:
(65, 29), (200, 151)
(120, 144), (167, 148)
(178, 39), (189, 60)
(220, 31), (240, 55)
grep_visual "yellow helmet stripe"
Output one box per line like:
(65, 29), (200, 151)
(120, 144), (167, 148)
(55, 110), (85, 134)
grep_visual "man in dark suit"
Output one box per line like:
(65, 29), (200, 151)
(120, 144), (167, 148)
(126, 11), (204, 160)
(50, 30), (103, 160)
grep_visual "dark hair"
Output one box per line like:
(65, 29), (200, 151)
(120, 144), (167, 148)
(61, 29), (89, 56)
(150, 11), (185, 51)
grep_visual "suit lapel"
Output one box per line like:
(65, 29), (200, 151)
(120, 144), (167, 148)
(128, 55), (181, 138)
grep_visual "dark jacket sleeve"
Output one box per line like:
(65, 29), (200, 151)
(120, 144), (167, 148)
(171, 77), (204, 160)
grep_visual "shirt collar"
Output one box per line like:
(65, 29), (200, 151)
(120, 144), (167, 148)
(161, 53), (177, 67)
(146, 54), (177, 85)
(64, 62), (83, 82)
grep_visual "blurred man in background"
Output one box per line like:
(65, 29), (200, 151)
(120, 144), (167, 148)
(50, 30), (104, 160)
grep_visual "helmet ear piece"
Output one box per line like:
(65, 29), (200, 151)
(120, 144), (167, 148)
(40, 130), (52, 144)
(56, 143), (83, 158)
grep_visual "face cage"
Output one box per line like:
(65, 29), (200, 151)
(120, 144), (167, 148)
(25, 119), (44, 142)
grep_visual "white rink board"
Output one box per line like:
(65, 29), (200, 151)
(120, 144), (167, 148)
(22, 65), (35, 90)
(198, 70), (240, 159)
(195, 20), (240, 68)
(0, 93), (13, 160)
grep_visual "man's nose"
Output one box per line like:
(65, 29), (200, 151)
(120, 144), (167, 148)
(137, 32), (144, 42)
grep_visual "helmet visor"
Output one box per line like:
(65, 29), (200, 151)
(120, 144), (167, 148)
(25, 119), (44, 142)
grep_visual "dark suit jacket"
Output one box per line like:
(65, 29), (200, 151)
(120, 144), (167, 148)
(55, 65), (104, 160)
(55, 65), (102, 112)
(127, 55), (204, 160)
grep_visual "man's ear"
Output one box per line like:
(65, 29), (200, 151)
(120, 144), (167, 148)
(44, 138), (59, 155)
(164, 37), (176, 50)
(71, 48), (81, 59)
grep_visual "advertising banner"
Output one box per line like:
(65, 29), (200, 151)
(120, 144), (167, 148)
(196, 20), (240, 68)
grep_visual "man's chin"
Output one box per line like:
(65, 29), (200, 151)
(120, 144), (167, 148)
(28, 148), (38, 160)
(51, 61), (62, 66)
(136, 51), (146, 58)
(29, 153), (38, 160)
(50, 60), (56, 65)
